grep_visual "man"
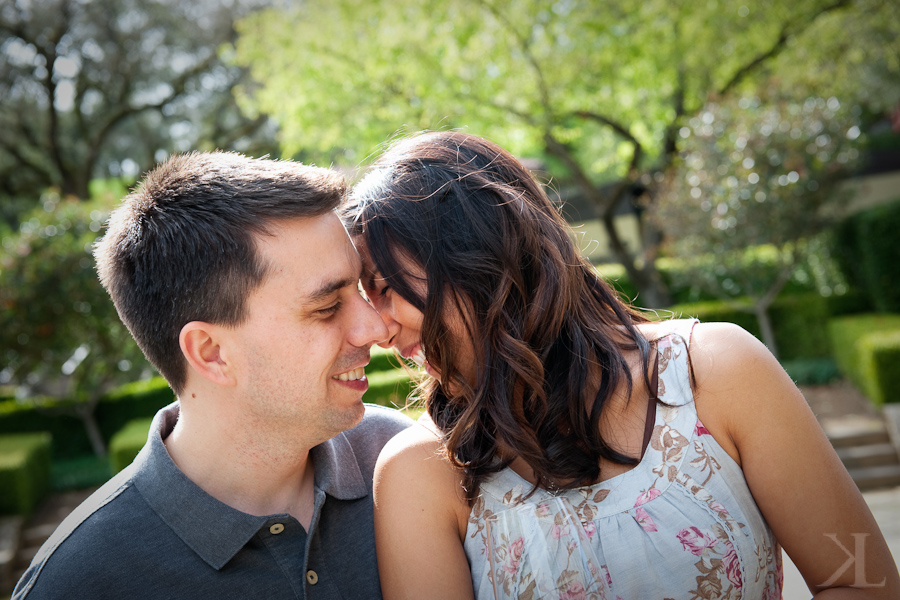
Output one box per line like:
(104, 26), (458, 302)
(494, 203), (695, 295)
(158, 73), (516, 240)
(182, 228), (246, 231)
(13, 152), (412, 599)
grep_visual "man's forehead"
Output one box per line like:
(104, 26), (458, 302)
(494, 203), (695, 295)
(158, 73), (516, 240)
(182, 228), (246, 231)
(257, 213), (362, 299)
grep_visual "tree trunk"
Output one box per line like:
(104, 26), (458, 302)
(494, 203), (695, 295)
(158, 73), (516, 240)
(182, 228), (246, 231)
(600, 209), (671, 308)
(76, 398), (106, 457)
(752, 303), (779, 361)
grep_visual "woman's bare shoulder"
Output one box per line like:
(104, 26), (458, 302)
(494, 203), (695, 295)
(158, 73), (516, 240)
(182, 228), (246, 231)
(376, 415), (463, 497)
(374, 413), (469, 538)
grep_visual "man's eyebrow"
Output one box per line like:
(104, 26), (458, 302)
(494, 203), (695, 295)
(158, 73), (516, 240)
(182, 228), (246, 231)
(303, 274), (358, 305)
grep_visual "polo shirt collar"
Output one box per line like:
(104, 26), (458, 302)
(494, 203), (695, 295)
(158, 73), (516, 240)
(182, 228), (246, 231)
(132, 402), (368, 570)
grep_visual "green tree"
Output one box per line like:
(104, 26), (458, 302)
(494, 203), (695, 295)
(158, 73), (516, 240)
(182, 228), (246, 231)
(0, 188), (151, 455)
(0, 0), (276, 210)
(234, 0), (898, 307)
(652, 92), (860, 357)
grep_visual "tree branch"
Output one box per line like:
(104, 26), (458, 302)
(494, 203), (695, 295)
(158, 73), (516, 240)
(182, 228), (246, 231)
(717, 0), (852, 96)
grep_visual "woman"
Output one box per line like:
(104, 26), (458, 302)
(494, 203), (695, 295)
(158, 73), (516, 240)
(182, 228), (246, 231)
(344, 131), (899, 599)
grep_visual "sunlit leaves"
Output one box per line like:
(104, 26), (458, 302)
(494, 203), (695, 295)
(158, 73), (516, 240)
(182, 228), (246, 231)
(0, 187), (151, 400)
(653, 91), (860, 301)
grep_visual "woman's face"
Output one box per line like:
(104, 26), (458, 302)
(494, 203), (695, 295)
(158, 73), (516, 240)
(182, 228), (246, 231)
(355, 238), (475, 386)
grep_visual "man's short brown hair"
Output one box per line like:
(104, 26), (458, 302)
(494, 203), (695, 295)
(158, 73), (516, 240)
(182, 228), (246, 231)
(94, 151), (346, 394)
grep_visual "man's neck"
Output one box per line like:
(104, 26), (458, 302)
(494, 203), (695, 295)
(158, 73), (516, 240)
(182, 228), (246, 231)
(164, 400), (319, 530)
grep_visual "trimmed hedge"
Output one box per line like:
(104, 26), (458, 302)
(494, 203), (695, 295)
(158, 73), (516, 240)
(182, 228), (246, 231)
(107, 369), (416, 475)
(0, 432), (52, 515)
(832, 198), (900, 313)
(781, 358), (842, 386)
(0, 378), (174, 458)
(109, 417), (153, 474)
(595, 251), (824, 307)
(828, 314), (900, 405)
(667, 293), (833, 361)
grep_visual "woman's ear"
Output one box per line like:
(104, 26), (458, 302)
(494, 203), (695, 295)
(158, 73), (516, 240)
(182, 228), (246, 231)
(179, 322), (235, 386)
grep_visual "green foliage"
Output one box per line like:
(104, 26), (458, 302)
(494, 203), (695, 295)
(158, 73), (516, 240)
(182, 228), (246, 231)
(0, 0), (277, 202)
(828, 314), (900, 404)
(781, 358), (842, 386)
(109, 418), (154, 475)
(597, 243), (846, 308)
(0, 396), (92, 457)
(0, 432), (52, 515)
(832, 198), (900, 313)
(363, 369), (415, 409)
(858, 331), (900, 405)
(235, 0), (890, 172)
(368, 345), (404, 374)
(0, 191), (152, 402)
(234, 0), (898, 307)
(51, 455), (111, 492)
(96, 378), (174, 442)
(652, 93), (859, 326)
(0, 378), (173, 459)
(669, 293), (833, 361)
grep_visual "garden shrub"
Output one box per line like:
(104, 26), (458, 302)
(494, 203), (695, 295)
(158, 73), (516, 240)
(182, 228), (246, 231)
(0, 432), (52, 515)
(109, 418), (154, 474)
(668, 294), (834, 361)
(768, 294), (832, 360)
(832, 198), (900, 313)
(857, 330), (900, 406)
(0, 377), (173, 459)
(828, 314), (900, 405)
(0, 397), (91, 457)
(51, 455), (111, 492)
(96, 378), (174, 441)
(781, 358), (842, 386)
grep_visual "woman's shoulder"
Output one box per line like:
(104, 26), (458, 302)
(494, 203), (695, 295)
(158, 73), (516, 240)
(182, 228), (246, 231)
(376, 414), (463, 494)
(374, 413), (470, 534)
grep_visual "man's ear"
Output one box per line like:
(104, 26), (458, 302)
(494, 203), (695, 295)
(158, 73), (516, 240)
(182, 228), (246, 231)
(179, 322), (235, 386)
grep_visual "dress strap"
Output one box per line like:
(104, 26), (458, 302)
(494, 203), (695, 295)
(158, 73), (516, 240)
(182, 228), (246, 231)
(640, 344), (659, 459)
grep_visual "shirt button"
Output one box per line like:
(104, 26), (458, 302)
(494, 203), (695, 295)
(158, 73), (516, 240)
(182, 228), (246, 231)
(269, 523), (285, 534)
(306, 570), (318, 585)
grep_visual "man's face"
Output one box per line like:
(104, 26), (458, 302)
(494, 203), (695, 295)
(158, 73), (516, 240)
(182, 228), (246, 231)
(227, 213), (388, 444)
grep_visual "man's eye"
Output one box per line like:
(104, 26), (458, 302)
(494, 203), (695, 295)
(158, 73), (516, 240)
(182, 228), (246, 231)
(317, 302), (341, 316)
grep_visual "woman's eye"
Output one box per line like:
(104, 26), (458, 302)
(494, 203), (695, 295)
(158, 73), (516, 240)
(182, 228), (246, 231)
(378, 284), (391, 297)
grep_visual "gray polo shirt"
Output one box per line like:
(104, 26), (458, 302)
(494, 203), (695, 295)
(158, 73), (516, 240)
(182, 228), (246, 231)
(13, 402), (411, 599)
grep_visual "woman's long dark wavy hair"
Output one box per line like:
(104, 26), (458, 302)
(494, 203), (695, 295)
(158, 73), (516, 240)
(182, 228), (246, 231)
(344, 131), (652, 504)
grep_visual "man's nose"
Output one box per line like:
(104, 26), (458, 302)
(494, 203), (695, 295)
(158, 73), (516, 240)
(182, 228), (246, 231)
(351, 293), (390, 348)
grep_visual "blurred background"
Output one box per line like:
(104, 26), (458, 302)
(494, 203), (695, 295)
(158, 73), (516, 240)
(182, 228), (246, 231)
(1, 0), (899, 594)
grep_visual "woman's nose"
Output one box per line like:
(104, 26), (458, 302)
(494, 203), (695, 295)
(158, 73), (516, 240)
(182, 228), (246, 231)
(374, 300), (401, 349)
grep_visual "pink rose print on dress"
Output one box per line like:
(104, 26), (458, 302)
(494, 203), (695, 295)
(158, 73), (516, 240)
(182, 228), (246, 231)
(551, 523), (571, 539)
(677, 526), (718, 556)
(535, 502), (551, 517)
(722, 541), (743, 590)
(503, 537), (525, 575)
(559, 581), (587, 600)
(634, 507), (658, 532)
(582, 521), (596, 540)
(694, 421), (711, 436)
(634, 487), (662, 507)
(633, 488), (661, 532)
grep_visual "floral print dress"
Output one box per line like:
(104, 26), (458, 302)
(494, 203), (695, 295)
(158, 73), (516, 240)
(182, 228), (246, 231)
(463, 319), (783, 600)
